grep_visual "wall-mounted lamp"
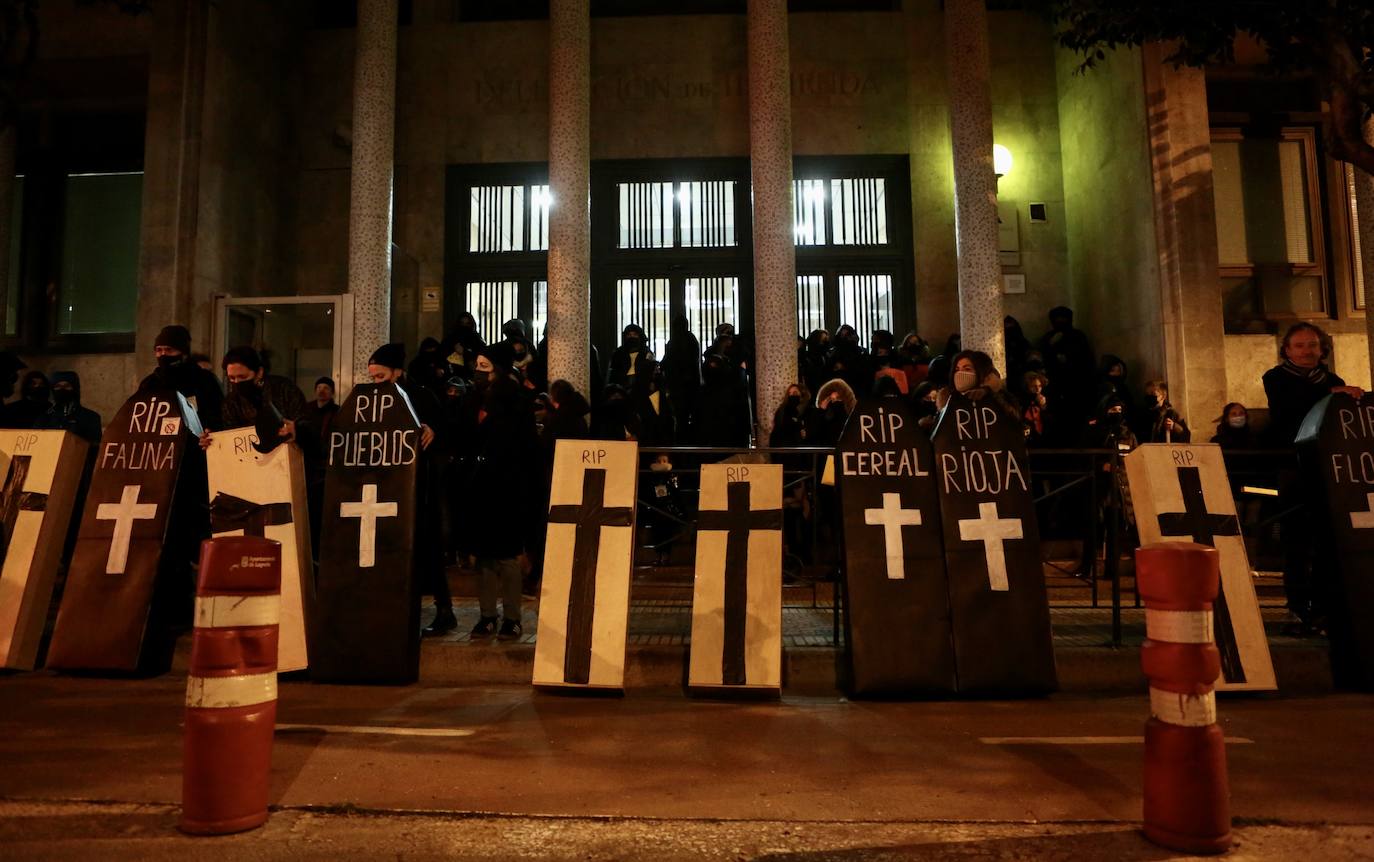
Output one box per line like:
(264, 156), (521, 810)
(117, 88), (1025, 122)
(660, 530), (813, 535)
(993, 144), (1013, 180)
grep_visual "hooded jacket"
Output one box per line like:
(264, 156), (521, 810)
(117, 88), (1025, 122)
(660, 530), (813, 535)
(36, 371), (102, 443)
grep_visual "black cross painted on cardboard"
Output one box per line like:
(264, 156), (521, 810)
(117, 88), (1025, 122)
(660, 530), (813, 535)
(1156, 465), (1246, 684)
(697, 481), (783, 685)
(547, 468), (634, 685)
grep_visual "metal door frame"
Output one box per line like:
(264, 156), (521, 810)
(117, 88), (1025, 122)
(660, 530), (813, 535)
(211, 293), (356, 397)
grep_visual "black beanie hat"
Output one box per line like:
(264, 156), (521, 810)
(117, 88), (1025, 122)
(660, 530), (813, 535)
(368, 342), (406, 370)
(155, 325), (192, 354)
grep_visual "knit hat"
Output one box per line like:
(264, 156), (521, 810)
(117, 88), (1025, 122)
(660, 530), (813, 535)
(368, 342), (406, 370)
(154, 325), (192, 354)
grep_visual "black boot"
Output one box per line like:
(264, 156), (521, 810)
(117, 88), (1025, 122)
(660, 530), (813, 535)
(423, 605), (458, 637)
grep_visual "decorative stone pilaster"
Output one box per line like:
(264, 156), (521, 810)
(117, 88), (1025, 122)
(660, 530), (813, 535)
(748, 0), (798, 440)
(943, 0), (1004, 373)
(545, 0), (592, 395)
(348, 0), (398, 381)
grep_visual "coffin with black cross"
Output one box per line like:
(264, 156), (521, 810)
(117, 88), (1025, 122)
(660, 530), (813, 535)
(0, 430), (89, 669)
(931, 392), (1056, 695)
(837, 396), (955, 696)
(1124, 443), (1275, 692)
(534, 439), (638, 691)
(1297, 392), (1374, 688)
(47, 389), (198, 671)
(312, 382), (421, 684)
(206, 426), (312, 673)
(689, 461), (783, 694)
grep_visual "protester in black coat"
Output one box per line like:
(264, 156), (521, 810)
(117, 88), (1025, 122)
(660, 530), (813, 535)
(1262, 323), (1365, 633)
(441, 312), (486, 381)
(1262, 322), (1361, 446)
(801, 329), (831, 395)
(452, 349), (541, 640)
(36, 371), (102, 444)
(3, 370), (51, 429)
(1036, 306), (1095, 431)
(1003, 316), (1033, 388)
(1139, 379), (1190, 444)
(661, 314), (701, 438)
(695, 352), (753, 447)
(607, 323), (656, 389)
(138, 324), (224, 431)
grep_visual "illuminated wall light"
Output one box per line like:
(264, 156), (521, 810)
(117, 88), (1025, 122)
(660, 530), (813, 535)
(993, 144), (1013, 178)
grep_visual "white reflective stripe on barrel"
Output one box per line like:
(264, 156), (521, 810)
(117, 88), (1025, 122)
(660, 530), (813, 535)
(193, 594), (280, 629)
(1149, 687), (1216, 727)
(1145, 609), (1213, 644)
(185, 672), (278, 708)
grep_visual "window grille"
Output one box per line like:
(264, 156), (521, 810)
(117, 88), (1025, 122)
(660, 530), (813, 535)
(830, 178), (888, 245)
(793, 179), (827, 246)
(615, 277), (671, 359)
(532, 279), (549, 344)
(685, 276), (740, 345)
(618, 182), (675, 249)
(796, 274), (826, 337)
(837, 274), (893, 345)
(679, 181), (737, 248)
(463, 280), (520, 344)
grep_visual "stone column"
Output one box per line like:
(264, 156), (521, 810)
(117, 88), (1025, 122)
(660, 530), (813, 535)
(348, 0), (398, 381)
(545, 0), (592, 395)
(1142, 44), (1227, 428)
(748, 0), (798, 440)
(134, 0), (207, 375)
(943, 0), (1004, 372)
(1356, 120), (1374, 386)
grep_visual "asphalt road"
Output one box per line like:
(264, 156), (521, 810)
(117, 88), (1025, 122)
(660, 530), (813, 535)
(1, 674), (1372, 859)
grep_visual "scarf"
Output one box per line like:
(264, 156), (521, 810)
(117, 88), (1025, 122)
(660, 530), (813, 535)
(1280, 359), (1328, 385)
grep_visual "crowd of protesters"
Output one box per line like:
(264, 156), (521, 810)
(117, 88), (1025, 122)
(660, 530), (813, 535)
(0, 309), (1359, 642)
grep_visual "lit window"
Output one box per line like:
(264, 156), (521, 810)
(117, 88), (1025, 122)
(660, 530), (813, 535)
(1348, 164), (1365, 310)
(685, 276), (740, 343)
(793, 179), (827, 246)
(463, 280), (520, 344)
(830, 178), (888, 245)
(59, 172), (142, 335)
(532, 279), (548, 344)
(679, 181), (736, 248)
(837, 274), (893, 345)
(795, 274), (826, 337)
(618, 182), (675, 249)
(615, 277), (670, 359)
(469, 184), (549, 253)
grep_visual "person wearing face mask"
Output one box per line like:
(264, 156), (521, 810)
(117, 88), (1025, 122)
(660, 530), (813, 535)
(451, 343), (540, 640)
(1210, 402), (1255, 450)
(768, 382), (815, 448)
(0, 351), (26, 427)
(1139, 379), (1190, 444)
(216, 346), (311, 453)
(936, 350), (1021, 426)
(607, 323), (656, 390)
(137, 324), (224, 431)
(36, 371), (102, 444)
(813, 378), (856, 447)
(825, 325), (871, 397)
(629, 361), (675, 445)
(1021, 371), (1052, 448)
(440, 312), (486, 382)
(365, 342), (453, 635)
(1077, 393), (1140, 577)
(5, 370), (52, 429)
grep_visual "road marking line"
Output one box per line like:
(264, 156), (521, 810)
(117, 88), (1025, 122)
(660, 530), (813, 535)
(275, 724), (476, 738)
(980, 736), (1253, 745)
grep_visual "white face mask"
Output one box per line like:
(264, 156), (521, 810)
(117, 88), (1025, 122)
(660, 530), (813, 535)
(1227, 416), (1247, 429)
(953, 370), (978, 393)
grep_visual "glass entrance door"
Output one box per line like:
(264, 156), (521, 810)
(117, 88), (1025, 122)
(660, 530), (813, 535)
(212, 294), (355, 398)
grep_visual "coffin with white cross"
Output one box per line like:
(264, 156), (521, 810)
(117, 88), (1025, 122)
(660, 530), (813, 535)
(1297, 392), (1374, 688)
(836, 396), (955, 695)
(0, 430), (89, 669)
(1124, 443), (1276, 692)
(534, 439), (638, 691)
(689, 461), (783, 694)
(47, 389), (198, 671)
(312, 382), (421, 684)
(931, 392), (1056, 694)
(205, 426), (312, 673)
